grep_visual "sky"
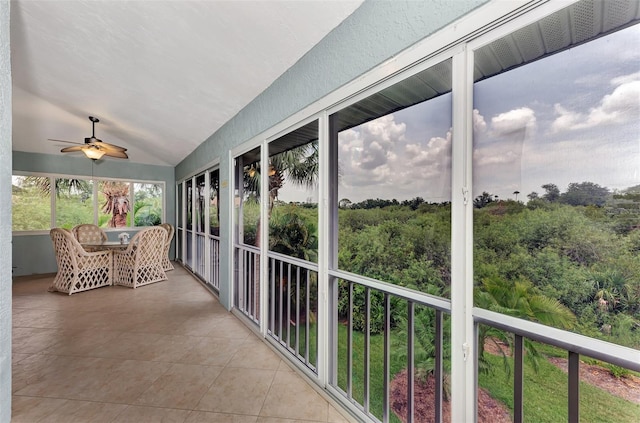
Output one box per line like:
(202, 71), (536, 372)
(278, 22), (639, 205)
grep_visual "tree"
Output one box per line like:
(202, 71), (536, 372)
(527, 191), (539, 201)
(268, 142), (318, 213)
(475, 275), (576, 373)
(561, 181), (610, 206)
(101, 181), (130, 227)
(473, 192), (495, 208)
(541, 183), (560, 202)
(339, 198), (352, 209)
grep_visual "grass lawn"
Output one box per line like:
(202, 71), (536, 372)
(293, 322), (639, 423)
(478, 351), (640, 423)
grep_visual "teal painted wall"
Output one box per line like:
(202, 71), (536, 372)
(12, 151), (175, 276)
(175, 0), (486, 309)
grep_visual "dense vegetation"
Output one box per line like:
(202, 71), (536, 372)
(264, 183), (640, 350)
(12, 177), (163, 230)
(259, 182), (640, 421)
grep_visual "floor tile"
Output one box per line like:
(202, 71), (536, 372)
(37, 398), (128, 423)
(259, 370), (328, 421)
(134, 363), (223, 409)
(196, 367), (276, 415)
(178, 337), (245, 367)
(185, 411), (258, 423)
(11, 270), (352, 423)
(227, 338), (282, 370)
(111, 405), (191, 422)
(11, 395), (68, 423)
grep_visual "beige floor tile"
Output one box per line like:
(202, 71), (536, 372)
(36, 398), (128, 423)
(178, 337), (246, 367)
(43, 329), (123, 356)
(12, 353), (78, 394)
(11, 270), (353, 423)
(12, 327), (65, 354)
(227, 338), (282, 370)
(11, 395), (68, 423)
(77, 359), (172, 403)
(256, 418), (326, 423)
(196, 367), (276, 415)
(205, 317), (252, 339)
(112, 405), (191, 422)
(135, 363), (223, 409)
(259, 371), (328, 421)
(185, 411), (258, 423)
(327, 404), (354, 423)
(11, 352), (32, 364)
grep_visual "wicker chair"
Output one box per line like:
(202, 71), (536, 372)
(72, 224), (107, 251)
(49, 228), (113, 295)
(113, 227), (167, 289)
(159, 223), (175, 271)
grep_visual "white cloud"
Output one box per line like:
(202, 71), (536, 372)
(338, 112), (452, 201)
(551, 77), (640, 133)
(356, 114), (405, 170)
(490, 107), (536, 137)
(473, 109), (487, 134)
(611, 71), (640, 86)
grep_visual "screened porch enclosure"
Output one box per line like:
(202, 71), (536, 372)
(178, 1), (640, 422)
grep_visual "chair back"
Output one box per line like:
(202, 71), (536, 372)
(72, 224), (107, 244)
(50, 227), (80, 273)
(159, 223), (174, 245)
(130, 227), (166, 267)
(158, 223), (175, 271)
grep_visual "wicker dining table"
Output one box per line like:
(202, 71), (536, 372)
(81, 241), (129, 251)
(80, 241), (129, 277)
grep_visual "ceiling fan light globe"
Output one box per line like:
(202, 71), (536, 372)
(82, 147), (105, 160)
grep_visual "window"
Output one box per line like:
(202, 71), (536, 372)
(12, 173), (165, 232)
(331, 58), (453, 298)
(209, 169), (220, 236)
(472, 13), (640, 348)
(237, 147), (261, 246)
(11, 175), (51, 231)
(55, 178), (94, 229)
(134, 183), (163, 227)
(98, 180), (130, 228)
(268, 120), (319, 262)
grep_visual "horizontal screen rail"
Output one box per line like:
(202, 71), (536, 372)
(474, 307), (640, 372)
(329, 269), (451, 313)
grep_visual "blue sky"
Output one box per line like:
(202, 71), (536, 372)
(332, 23), (639, 204)
(277, 23), (639, 205)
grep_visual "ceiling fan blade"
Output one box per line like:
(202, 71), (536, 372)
(92, 141), (127, 152)
(49, 138), (82, 145)
(102, 150), (129, 159)
(60, 146), (85, 153)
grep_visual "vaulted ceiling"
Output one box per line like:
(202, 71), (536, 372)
(10, 0), (363, 166)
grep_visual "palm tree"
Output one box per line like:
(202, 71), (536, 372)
(101, 181), (130, 227)
(475, 275), (576, 374)
(268, 142), (318, 212)
(25, 176), (89, 198)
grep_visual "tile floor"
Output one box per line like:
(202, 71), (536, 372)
(11, 266), (353, 423)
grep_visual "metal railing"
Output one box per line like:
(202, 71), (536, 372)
(234, 244), (261, 325)
(209, 235), (220, 290)
(328, 269), (451, 423)
(194, 232), (206, 278)
(266, 252), (319, 373)
(322, 269), (640, 423)
(474, 308), (640, 423)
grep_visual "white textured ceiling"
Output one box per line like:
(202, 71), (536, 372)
(10, 0), (363, 166)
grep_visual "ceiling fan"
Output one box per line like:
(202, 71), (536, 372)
(49, 116), (129, 160)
